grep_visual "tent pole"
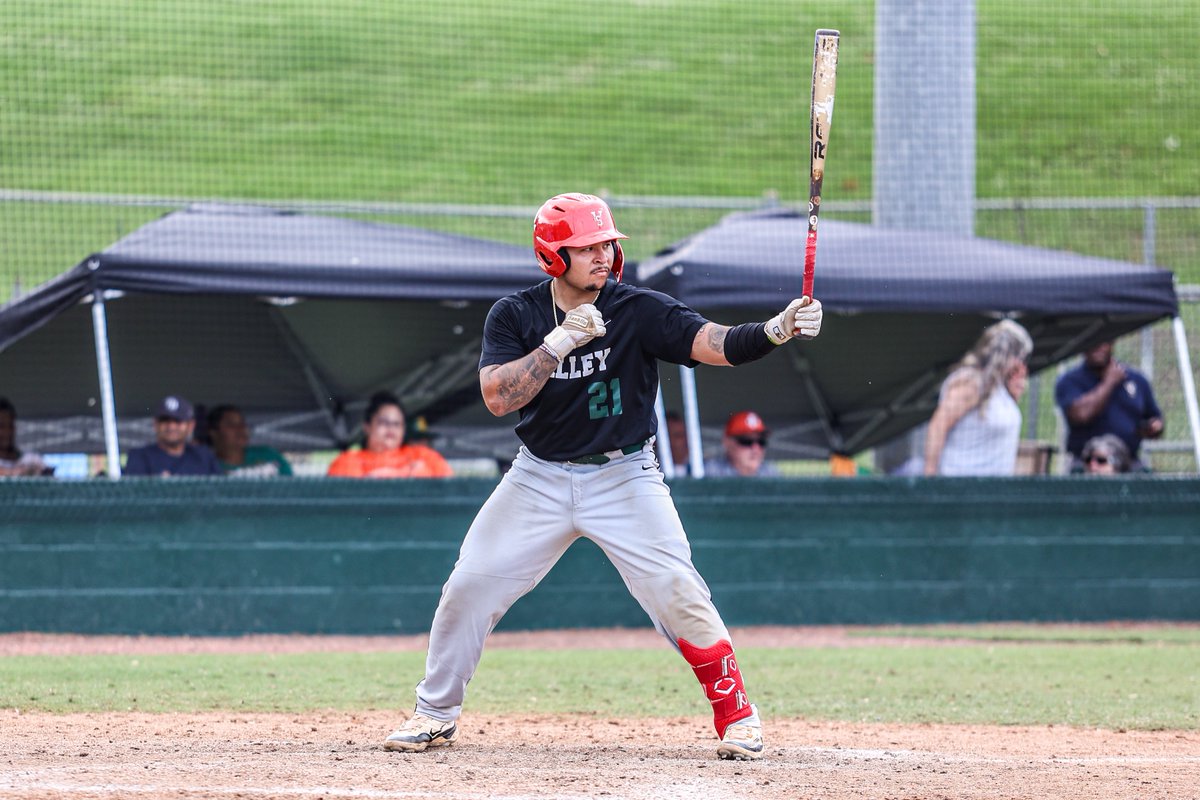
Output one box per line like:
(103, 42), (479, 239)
(680, 365), (705, 478)
(1141, 204), (1157, 380)
(653, 387), (675, 479)
(264, 306), (349, 443)
(90, 288), (122, 479)
(1170, 315), (1200, 470)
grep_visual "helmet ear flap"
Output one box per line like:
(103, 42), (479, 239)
(534, 235), (568, 277)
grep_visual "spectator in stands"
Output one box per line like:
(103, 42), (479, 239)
(327, 391), (453, 478)
(0, 397), (53, 477)
(1080, 433), (1132, 475)
(664, 410), (691, 476)
(125, 395), (223, 476)
(924, 320), (1033, 476)
(206, 404), (293, 478)
(703, 410), (779, 477)
(1055, 340), (1163, 472)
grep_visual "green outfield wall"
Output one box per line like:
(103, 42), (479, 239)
(1, 477), (1197, 635)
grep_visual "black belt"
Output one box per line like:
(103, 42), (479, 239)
(566, 439), (650, 465)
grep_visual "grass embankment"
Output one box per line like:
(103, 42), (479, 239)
(2, 0), (1197, 296)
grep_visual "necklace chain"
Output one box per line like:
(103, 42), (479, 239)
(550, 280), (601, 326)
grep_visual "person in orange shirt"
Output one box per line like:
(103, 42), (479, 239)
(327, 391), (453, 479)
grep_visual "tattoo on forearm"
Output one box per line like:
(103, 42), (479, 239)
(494, 351), (558, 413)
(705, 323), (728, 353)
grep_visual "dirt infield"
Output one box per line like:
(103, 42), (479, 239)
(4, 627), (1199, 800)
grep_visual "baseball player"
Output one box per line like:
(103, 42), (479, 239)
(384, 193), (822, 761)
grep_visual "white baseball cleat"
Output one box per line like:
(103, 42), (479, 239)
(383, 711), (460, 753)
(716, 705), (763, 761)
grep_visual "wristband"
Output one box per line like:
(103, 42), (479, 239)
(538, 342), (561, 361)
(541, 325), (574, 361)
(723, 322), (776, 365)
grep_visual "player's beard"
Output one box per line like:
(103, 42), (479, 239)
(583, 264), (612, 292)
(564, 262), (609, 294)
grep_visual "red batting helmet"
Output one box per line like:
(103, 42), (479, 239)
(533, 193), (628, 281)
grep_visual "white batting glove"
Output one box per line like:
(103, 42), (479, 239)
(764, 296), (823, 344)
(541, 303), (606, 360)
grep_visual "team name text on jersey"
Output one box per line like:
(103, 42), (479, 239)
(550, 347), (611, 380)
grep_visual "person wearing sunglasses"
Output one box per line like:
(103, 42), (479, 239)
(1080, 434), (1132, 475)
(703, 411), (780, 477)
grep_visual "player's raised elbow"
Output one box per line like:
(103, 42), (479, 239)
(482, 393), (511, 417)
(479, 366), (511, 417)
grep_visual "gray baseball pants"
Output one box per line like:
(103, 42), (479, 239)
(413, 444), (732, 721)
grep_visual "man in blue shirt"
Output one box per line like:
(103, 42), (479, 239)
(124, 395), (223, 477)
(1055, 340), (1164, 471)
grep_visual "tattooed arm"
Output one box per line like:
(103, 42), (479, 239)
(480, 351), (560, 417)
(690, 296), (824, 367)
(690, 322), (734, 367)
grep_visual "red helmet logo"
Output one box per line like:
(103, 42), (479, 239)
(533, 193), (628, 281)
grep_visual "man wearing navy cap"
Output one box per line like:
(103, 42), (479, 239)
(124, 395), (223, 477)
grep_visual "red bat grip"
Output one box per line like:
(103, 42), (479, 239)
(803, 229), (817, 298)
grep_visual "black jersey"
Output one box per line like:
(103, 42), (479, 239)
(479, 279), (708, 461)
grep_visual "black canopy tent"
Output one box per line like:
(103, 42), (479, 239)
(635, 208), (1193, 472)
(0, 204), (538, 473)
(3, 204), (1194, 477)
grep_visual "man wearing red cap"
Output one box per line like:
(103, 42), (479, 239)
(704, 411), (780, 477)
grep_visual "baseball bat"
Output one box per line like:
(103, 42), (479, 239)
(803, 28), (839, 299)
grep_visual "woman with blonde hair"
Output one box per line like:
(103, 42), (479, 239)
(924, 319), (1034, 476)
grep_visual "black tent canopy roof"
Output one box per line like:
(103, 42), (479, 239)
(0, 204), (1181, 463)
(636, 208), (1178, 458)
(0, 204), (540, 455)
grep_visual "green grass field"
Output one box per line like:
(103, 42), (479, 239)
(4, 626), (1198, 730)
(2, 0), (1198, 298)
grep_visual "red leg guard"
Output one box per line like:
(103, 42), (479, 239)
(678, 637), (753, 738)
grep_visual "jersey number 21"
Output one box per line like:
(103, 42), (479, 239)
(587, 378), (622, 419)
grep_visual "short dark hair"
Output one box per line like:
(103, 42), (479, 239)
(0, 397), (14, 417)
(364, 390), (405, 424)
(206, 404), (240, 431)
